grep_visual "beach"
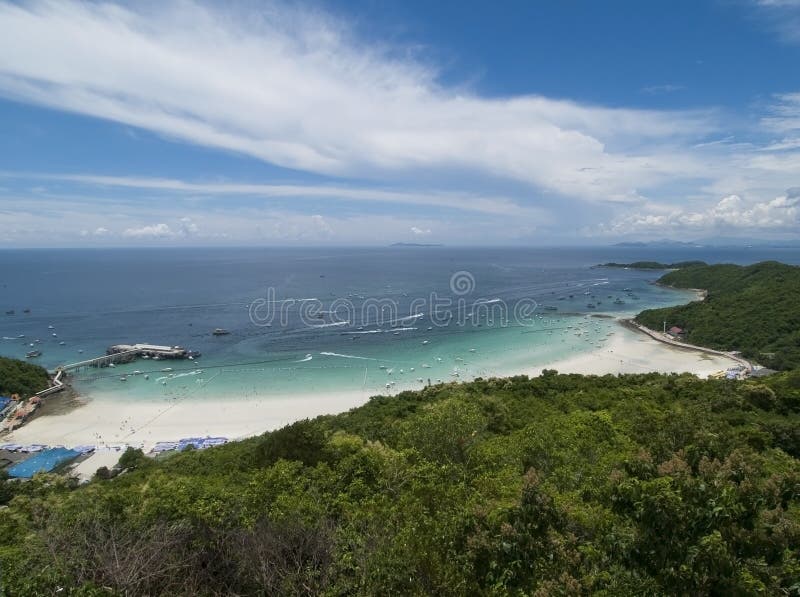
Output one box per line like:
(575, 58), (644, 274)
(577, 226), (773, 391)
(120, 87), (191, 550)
(5, 318), (741, 451)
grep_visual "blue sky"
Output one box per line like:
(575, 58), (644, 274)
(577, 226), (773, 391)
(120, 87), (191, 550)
(0, 0), (799, 246)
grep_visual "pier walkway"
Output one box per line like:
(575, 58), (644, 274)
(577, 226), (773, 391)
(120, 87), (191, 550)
(58, 349), (142, 373)
(56, 344), (199, 374)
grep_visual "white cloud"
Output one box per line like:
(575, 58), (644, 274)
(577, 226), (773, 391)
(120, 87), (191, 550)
(310, 214), (333, 237)
(410, 226), (431, 235)
(595, 190), (800, 236)
(177, 217), (198, 236)
(122, 223), (173, 238)
(0, 0), (718, 204)
(79, 226), (111, 237)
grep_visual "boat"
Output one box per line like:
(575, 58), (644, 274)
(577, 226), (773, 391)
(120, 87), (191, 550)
(586, 304), (596, 309)
(25, 350), (41, 358)
(422, 340), (429, 345)
(58, 341), (65, 346)
(23, 309), (30, 314)
(212, 328), (230, 336)
(614, 298), (625, 305)
(5, 310), (14, 315)
(48, 325), (54, 329)
(120, 376), (127, 382)
(542, 305), (558, 311)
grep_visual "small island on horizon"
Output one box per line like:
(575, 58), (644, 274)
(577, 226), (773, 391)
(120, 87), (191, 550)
(390, 242), (444, 247)
(599, 260), (707, 270)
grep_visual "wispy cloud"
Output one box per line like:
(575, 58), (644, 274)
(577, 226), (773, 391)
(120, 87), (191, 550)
(751, 0), (800, 44)
(761, 93), (800, 133)
(640, 84), (685, 95)
(0, 1), (797, 246)
(0, 171), (542, 216)
(0, 0), (718, 205)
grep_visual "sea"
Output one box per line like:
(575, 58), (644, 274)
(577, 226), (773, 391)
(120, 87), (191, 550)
(1, 246), (798, 404)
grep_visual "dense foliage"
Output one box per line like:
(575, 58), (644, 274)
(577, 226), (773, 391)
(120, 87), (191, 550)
(0, 355), (49, 398)
(636, 261), (800, 370)
(2, 371), (800, 595)
(601, 260), (707, 269)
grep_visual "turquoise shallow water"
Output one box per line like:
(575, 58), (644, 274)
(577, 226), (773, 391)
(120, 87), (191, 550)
(0, 246), (796, 404)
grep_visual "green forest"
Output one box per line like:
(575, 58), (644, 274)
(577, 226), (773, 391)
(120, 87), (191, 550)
(636, 261), (800, 370)
(0, 356), (50, 398)
(2, 370), (800, 595)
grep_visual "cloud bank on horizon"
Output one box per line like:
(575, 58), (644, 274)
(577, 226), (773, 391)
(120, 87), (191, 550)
(0, 0), (798, 245)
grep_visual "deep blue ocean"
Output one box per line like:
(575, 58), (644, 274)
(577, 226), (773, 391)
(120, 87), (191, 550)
(1, 246), (798, 401)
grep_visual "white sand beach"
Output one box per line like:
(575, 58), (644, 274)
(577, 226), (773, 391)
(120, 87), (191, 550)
(5, 320), (741, 451)
(525, 322), (738, 378)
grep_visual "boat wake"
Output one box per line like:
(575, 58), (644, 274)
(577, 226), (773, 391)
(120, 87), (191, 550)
(319, 351), (377, 361)
(156, 369), (204, 383)
(310, 321), (350, 328)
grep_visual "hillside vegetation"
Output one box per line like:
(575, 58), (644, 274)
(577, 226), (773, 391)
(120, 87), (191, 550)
(636, 261), (800, 370)
(2, 372), (800, 594)
(0, 355), (49, 398)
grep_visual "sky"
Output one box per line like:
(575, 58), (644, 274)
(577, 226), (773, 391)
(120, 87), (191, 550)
(0, 0), (799, 247)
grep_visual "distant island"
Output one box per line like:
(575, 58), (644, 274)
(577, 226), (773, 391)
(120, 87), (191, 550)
(613, 237), (800, 248)
(613, 240), (704, 248)
(390, 242), (443, 247)
(600, 260), (707, 270)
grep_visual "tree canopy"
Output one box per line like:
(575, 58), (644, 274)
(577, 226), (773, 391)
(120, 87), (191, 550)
(1, 371), (800, 594)
(0, 355), (49, 398)
(636, 261), (800, 370)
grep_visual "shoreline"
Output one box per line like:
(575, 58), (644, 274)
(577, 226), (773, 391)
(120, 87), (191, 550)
(4, 314), (743, 451)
